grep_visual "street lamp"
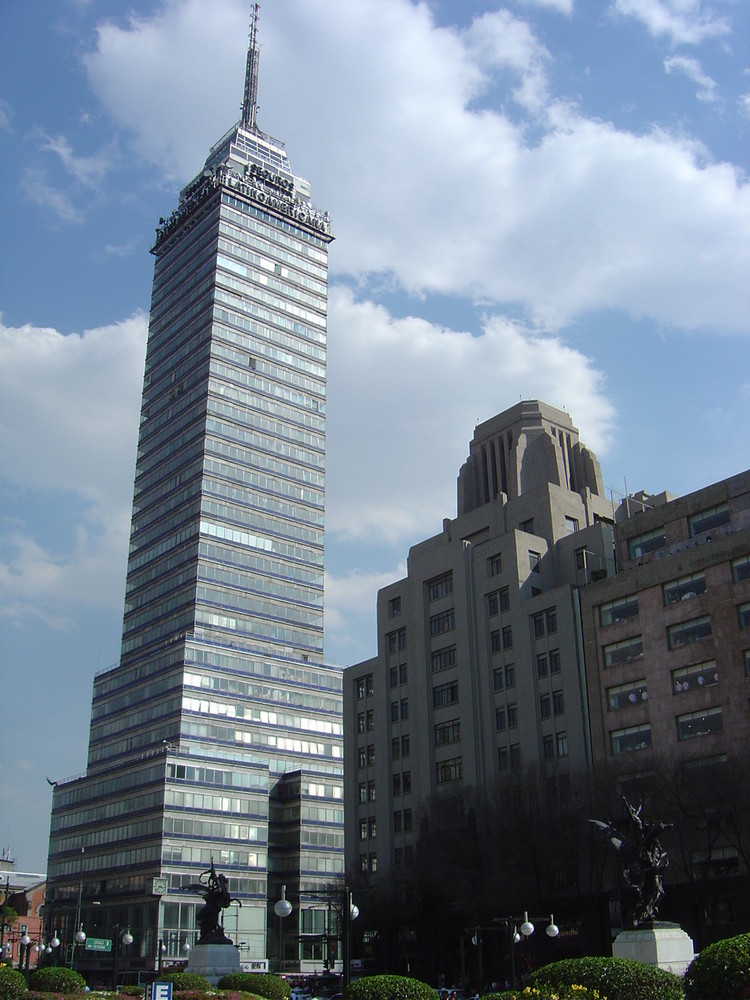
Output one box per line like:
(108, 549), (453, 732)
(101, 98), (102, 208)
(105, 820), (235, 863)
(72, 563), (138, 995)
(111, 926), (134, 990)
(490, 912), (559, 989)
(341, 887), (359, 991)
(273, 886), (293, 973)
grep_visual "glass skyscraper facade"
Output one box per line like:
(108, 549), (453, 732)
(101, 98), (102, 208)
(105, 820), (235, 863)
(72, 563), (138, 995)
(46, 13), (343, 977)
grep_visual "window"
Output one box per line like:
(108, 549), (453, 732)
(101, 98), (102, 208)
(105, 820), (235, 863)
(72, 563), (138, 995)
(540, 693), (551, 719)
(357, 673), (373, 698)
(493, 667), (504, 691)
(556, 732), (568, 758)
(388, 628), (407, 654)
(553, 690), (565, 715)
(663, 573), (706, 605)
(733, 555), (750, 583)
(498, 746), (509, 771)
(739, 602), (750, 629)
(521, 519), (535, 534)
(537, 653), (548, 678)
(392, 774), (401, 797)
(427, 572), (453, 602)
(628, 528), (666, 559)
(366, 709), (374, 730)
(401, 734), (410, 757)
(394, 847), (403, 867)
(393, 811), (402, 834)
(430, 608), (455, 636)
(689, 502), (730, 537)
(543, 734), (554, 760)
(436, 757), (463, 784)
(435, 719), (461, 746)
(608, 678), (648, 709)
(575, 547), (587, 570)
(433, 680), (459, 708)
(491, 630), (501, 654)
(677, 707), (723, 740)
(388, 596), (402, 618)
(529, 551), (541, 571)
(391, 737), (400, 759)
(510, 744), (521, 769)
(672, 661), (718, 694)
(367, 780), (376, 801)
(359, 820), (367, 840)
(357, 712), (365, 733)
(358, 747), (366, 768)
(400, 698), (409, 720)
(603, 636), (643, 666)
(369, 817), (377, 838)
(502, 625), (513, 650)
(599, 595), (639, 626)
(611, 724), (652, 754)
(505, 664), (515, 688)
(400, 662), (408, 684)
(488, 588), (510, 616)
(668, 616), (712, 648)
(431, 645), (456, 672)
(367, 744), (375, 765)
(403, 771), (411, 794)
(507, 703), (518, 728)
(533, 608), (557, 637)
(390, 666), (398, 688)
(360, 854), (368, 872)
(403, 808), (412, 832)
(369, 854), (377, 872)
(549, 649), (561, 674)
(488, 554), (502, 576)
(391, 701), (399, 723)
(496, 707), (506, 731)
(565, 516), (579, 534)
(358, 782), (367, 803)
(745, 650), (750, 678)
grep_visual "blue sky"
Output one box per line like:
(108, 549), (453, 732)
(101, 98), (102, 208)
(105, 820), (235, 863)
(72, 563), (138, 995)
(0, 0), (748, 872)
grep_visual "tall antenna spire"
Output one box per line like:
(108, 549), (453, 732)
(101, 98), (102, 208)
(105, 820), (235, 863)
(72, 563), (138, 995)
(241, 3), (260, 131)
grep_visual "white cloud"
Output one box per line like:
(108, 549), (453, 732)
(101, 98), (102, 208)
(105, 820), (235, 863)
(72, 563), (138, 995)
(516, 0), (573, 13)
(664, 54), (719, 101)
(21, 166), (83, 223)
(80, 0), (750, 335)
(0, 315), (147, 621)
(325, 563), (407, 664)
(32, 128), (116, 186)
(325, 287), (616, 547)
(0, 97), (11, 131)
(613, 0), (731, 46)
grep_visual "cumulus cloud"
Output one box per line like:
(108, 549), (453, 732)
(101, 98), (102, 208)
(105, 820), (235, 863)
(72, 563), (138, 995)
(613, 0), (731, 46)
(0, 315), (147, 621)
(80, 0), (750, 335)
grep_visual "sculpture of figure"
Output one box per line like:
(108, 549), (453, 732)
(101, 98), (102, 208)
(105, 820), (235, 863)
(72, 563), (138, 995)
(183, 860), (242, 944)
(591, 797), (672, 927)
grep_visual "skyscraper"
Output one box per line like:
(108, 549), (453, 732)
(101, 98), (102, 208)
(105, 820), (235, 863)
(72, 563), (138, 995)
(47, 8), (342, 976)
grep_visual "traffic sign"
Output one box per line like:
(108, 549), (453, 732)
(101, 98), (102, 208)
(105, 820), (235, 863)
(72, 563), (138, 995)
(85, 937), (112, 952)
(146, 982), (173, 1000)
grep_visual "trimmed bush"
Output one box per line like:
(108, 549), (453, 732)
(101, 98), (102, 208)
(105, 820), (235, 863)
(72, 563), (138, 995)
(118, 988), (146, 996)
(526, 956), (684, 1000)
(684, 931), (750, 1000)
(343, 974), (436, 1000)
(216, 974), (289, 1000)
(158, 973), (212, 992)
(488, 988), (608, 1000)
(27, 967), (87, 995)
(0, 968), (28, 1000)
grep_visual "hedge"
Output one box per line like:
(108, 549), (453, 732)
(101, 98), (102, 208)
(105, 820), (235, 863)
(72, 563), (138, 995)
(684, 932), (750, 1000)
(216, 974), (290, 1000)
(0, 968), (27, 1000)
(27, 968), (87, 995)
(343, 974), (436, 1000)
(157, 974), (212, 992)
(526, 956), (684, 1000)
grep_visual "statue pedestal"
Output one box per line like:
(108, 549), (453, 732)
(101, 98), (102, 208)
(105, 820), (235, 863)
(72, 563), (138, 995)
(187, 942), (241, 985)
(613, 922), (694, 977)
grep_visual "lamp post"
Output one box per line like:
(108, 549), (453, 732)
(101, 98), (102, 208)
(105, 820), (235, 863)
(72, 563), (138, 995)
(488, 912), (559, 989)
(111, 925), (134, 991)
(341, 887), (359, 991)
(273, 886), (292, 973)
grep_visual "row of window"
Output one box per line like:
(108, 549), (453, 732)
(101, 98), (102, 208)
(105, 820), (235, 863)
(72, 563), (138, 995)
(607, 660), (722, 710)
(628, 502), (731, 559)
(611, 706), (725, 754)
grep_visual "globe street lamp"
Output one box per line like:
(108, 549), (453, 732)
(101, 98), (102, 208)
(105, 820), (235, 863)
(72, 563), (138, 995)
(111, 926), (134, 990)
(490, 912), (559, 989)
(273, 886), (293, 973)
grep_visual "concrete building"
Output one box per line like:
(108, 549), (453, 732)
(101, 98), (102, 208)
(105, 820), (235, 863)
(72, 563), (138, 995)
(344, 401), (616, 889)
(45, 10), (343, 979)
(580, 470), (750, 914)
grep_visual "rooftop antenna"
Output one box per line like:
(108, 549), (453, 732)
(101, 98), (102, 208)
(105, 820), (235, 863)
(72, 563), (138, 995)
(241, 3), (261, 131)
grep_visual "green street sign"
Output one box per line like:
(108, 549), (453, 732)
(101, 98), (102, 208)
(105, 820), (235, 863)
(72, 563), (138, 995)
(85, 937), (112, 952)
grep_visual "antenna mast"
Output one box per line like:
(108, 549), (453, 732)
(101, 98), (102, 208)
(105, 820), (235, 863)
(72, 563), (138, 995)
(241, 3), (260, 131)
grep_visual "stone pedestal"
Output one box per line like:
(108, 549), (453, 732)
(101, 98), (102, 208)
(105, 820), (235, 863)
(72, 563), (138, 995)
(187, 942), (241, 985)
(613, 922), (695, 977)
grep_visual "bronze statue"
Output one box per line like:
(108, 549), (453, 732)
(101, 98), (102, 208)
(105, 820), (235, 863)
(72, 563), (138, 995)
(183, 860), (242, 944)
(591, 797), (672, 927)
